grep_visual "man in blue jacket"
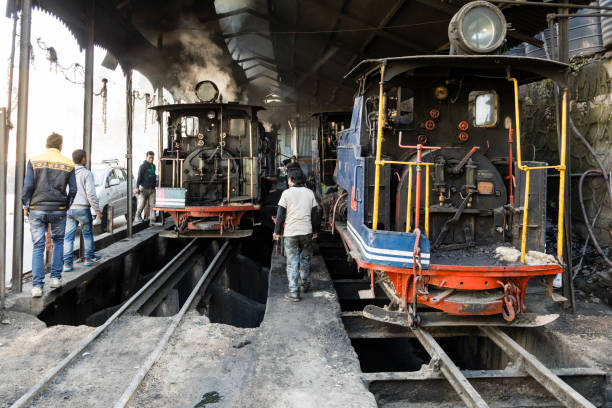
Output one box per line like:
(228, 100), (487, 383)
(23, 133), (77, 297)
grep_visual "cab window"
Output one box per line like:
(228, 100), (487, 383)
(469, 90), (498, 127)
(181, 116), (200, 137)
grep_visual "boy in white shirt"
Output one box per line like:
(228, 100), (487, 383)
(273, 172), (319, 301)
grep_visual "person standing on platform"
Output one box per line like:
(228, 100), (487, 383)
(273, 170), (320, 301)
(63, 149), (103, 272)
(22, 133), (77, 297)
(135, 151), (156, 222)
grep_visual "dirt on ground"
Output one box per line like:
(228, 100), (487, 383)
(0, 311), (94, 408)
(130, 313), (254, 408)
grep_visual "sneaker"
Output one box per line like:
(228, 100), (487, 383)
(31, 286), (43, 297)
(63, 264), (73, 272)
(135, 216), (143, 223)
(553, 273), (563, 289)
(50, 278), (63, 288)
(84, 257), (99, 266)
(300, 283), (311, 294)
(284, 292), (301, 302)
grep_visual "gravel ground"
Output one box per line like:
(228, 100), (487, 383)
(29, 315), (172, 408)
(130, 313), (254, 408)
(0, 311), (94, 408)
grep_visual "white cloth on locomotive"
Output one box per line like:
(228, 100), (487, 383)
(495, 246), (558, 265)
(277, 186), (318, 237)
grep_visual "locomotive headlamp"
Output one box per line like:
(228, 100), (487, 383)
(195, 80), (219, 103)
(448, 1), (507, 55)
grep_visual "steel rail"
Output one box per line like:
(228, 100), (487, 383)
(9, 238), (198, 408)
(114, 240), (231, 408)
(411, 327), (489, 408)
(481, 327), (597, 408)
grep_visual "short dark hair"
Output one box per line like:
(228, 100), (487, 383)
(72, 149), (86, 164)
(289, 169), (306, 186)
(46, 133), (63, 149)
(146, 151), (154, 157)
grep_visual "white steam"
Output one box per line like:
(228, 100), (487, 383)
(168, 17), (244, 103)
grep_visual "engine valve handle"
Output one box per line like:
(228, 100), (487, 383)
(450, 146), (479, 175)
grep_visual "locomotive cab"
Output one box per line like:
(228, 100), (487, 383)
(330, 1), (571, 326)
(152, 81), (264, 238)
(312, 112), (351, 191)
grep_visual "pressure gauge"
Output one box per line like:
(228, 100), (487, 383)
(434, 86), (449, 100)
(207, 110), (216, 119)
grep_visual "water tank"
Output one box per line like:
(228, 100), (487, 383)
(601, 0), (612, 48)
(525, 2), (603, 59)
(504, 44), (526, 56)
(525, 31), (553, 59)
(569, 2), (604, 57)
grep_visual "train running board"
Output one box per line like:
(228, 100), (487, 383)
(361, 304), (559, 327)
(159, 229), (253, 239)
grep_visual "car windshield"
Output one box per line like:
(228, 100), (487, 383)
(92, 169), (105, 187)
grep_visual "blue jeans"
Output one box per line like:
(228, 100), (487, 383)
(284, 234), (313, 294)
(63, 208), (95, 265)
(29, 210), (67, 288)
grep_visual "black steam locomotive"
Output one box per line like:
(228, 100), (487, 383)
(153, 80), (264, 238)
(325, 1), (570, 326)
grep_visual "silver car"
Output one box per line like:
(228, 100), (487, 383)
(91, 160), (137, 230)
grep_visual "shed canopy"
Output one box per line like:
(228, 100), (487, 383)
(10, 0), (588, 111)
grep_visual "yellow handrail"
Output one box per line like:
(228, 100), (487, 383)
(377, 160), (435, 167)
(406, 166), (413, 232)
(557, 89), (568, 262)
(425, 165), (430, 237)
(372, 64), (385, 230)
(520, 169), (531, 263)
(509, 74), (567, 263)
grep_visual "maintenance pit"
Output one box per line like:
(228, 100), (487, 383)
(0, 228), (611, 407)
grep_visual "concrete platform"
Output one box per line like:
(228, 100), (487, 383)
(5, 222), (166, 316)
(204, 253), (376, 407)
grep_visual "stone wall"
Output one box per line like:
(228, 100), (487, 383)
(521, 58), (612, 246)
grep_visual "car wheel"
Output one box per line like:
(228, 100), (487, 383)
(101, 205), (109, 232)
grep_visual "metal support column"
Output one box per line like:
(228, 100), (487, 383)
(11, 0), (32, 293)
(557, 8), (575, 311)
(1, 109), (8, 308)
(157, 87), (163, 188)
(83, 0), (94, 167)
(126, 69), (133, 238)
(7, 11), (18, 123)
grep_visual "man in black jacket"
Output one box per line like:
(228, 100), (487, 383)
(23, 133), (77, 297)
(135, 151), (156, 222)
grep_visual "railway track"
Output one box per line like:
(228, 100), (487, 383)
(318, 235), (607, 408)
(10, 238), (231, 408)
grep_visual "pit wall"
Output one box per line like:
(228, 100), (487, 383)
(521, 57), (612, 246)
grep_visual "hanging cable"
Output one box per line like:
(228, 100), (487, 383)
(578, 169), (612, 267)
(569, 117), (612, 204)
(94, 78), (108, 133)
